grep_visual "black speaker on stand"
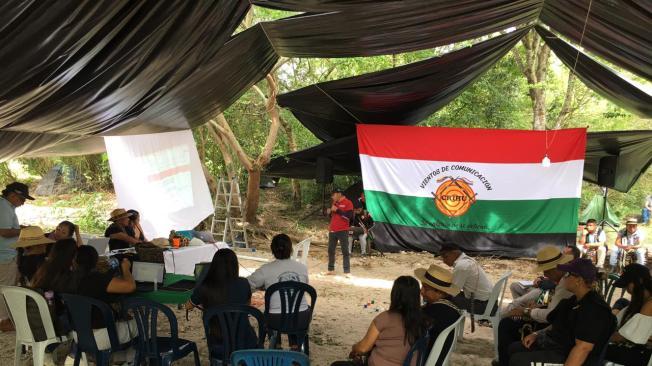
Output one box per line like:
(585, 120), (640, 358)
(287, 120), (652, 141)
(597, 155), (619, 232)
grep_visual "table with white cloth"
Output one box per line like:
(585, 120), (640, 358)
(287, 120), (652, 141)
(163, 242), (228, 275)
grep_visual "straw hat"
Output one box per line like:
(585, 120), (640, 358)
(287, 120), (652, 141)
(414, 264), (460, 296)
(536, 246), (572, 272)
(625, 218), (638, 225)
(108, 208), (133, 222)
(11, 226), (55, 248)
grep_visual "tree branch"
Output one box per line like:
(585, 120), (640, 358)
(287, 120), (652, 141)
(254, 74), (281, 167)
(554, 72), (576, 129)
(210, 115), (254, 171)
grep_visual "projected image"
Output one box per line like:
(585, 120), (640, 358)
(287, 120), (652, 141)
(138, 145), (194, 210)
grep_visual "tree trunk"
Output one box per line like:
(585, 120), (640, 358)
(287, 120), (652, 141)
(207, 120), (236, 181)
(532, 89), (547, 130)
(245, 167), (261, 223)
(279, 115), (302, 208)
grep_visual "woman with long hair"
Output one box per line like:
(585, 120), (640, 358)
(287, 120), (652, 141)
(126, 210), (146, 242)
(605, 263), (652, 366)
(31, 239), (77, 292)
(186, 248), (256, 349)
(333, 276), (425, 366)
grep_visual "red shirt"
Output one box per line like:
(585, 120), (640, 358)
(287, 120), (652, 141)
(329, 197), (354, 232)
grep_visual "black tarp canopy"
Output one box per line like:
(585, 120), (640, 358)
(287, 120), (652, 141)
(266, 131), (652, 194)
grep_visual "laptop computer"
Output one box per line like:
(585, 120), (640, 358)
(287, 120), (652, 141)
(132, 261), (165, 292)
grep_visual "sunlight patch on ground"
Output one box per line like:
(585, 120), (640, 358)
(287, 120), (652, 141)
(314, 273), (394, 289)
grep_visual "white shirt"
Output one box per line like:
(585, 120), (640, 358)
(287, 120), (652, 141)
(616, 306), (652, 344)
(618, 229), (646, 246)
(0, 197), (19, 263)
(585, 229), (606, 244)
(247, 259), (309, 313)
(503, 281), (573, 323)
(451, 253), (492, 301)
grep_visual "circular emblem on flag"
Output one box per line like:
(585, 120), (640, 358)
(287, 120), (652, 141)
(432, 177), (477, 217)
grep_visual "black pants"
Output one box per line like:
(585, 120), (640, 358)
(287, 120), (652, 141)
(507, 341), (566, 366)
(328, 231), (350, 273)
(606, 343), (651, 366)
(497, 317), (546, 366)
(451, 293), (491, 315)
(267, 310), (312, 347)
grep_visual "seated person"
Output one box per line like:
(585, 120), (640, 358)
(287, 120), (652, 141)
(126, 210), (146, 242)
(579, 219), (607, 269)
(438, 243), (493, 314)
(331, 276), (424, 366)
(247, 234), (310, 347)
(29, 238), (78, 337)
(105, 209), (141, 251)
(46, 220), (83, 247)
(610, 218), (647, 267)
(186, 249), (256, 350)
(496, 246), (574, 366)
(13, 226), (55, 284)
(508, 259), (616, 366)
(510, 246), (579, 300)
(414, 264), (462, 366)
(605, 263), (652, 366)
(74, 246), (137, 353)
(348, 207), (373, 256)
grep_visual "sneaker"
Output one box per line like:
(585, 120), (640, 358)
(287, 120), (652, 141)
(326, 271), (336, 276)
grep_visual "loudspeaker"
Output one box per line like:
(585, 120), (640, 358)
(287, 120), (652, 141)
(597, 156), (618, 187)
(316, 157), (334, 184)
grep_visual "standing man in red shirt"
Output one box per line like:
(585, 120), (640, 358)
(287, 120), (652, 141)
(327, 188), (354, 275)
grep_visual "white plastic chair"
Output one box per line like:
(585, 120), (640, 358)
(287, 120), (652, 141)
(458, 271), (512, 357)
(0, 285), (67, 366)
(86, 238), (110, 254)
(424, 315), (464, 366)
(292, 238), (311, 265)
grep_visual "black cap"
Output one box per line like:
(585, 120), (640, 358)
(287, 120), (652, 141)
(439, 243), (460, 252)
(557, 258), (597, 283)
(4, 182), (34, 200)
(613, 263), (651, 288)
(332, 188), (344, 194)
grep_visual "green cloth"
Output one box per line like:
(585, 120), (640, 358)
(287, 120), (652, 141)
(580, 194), (620, 227)
(134, 274), (195, 304)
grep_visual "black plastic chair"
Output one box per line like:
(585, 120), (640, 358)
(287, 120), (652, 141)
(264, 281), (317, 355)
(603, 273), (626, 305)
(60, 293), (130, 366)
(123, 297), (200, 366)
(402, 330), (431, 366)
(203, 304), (266, 365)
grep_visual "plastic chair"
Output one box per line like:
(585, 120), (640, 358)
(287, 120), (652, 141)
(203, 304), (266, 365)
(291, 239), (311, 265)
(60, 293), (130, 366)
(403, 330), (431, 366)
(231, 349), (309, 366)
(264, 281), (317, 355)
(458, 271), (511, 357)
(0, 286), (68, 366)
(603, 273), (626, 305)
(424, 316), (464, 366)
(123, 297), (200, 366)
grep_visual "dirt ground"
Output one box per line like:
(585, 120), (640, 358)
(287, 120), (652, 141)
(0, 241), (538, 366)
(0, 190), (639, 365)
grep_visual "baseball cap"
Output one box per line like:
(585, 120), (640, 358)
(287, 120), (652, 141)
(439, 242), (460, 253)
(4, 182), (34, 200)
(613, 263), (651, 288)
(557, 258), (597, 282)
(332, 188), (344, 194)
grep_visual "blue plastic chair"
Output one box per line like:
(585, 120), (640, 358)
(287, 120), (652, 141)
(231, 349), (309, 366)
(264, 281), (317, 355)
(203, 304), (266, 365)
(123, 297), (200, 366)
(60, 293), (131, 366)
(403, 330), (430, 366)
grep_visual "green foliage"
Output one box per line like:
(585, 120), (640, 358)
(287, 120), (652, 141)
(0, 162), (16, 187)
